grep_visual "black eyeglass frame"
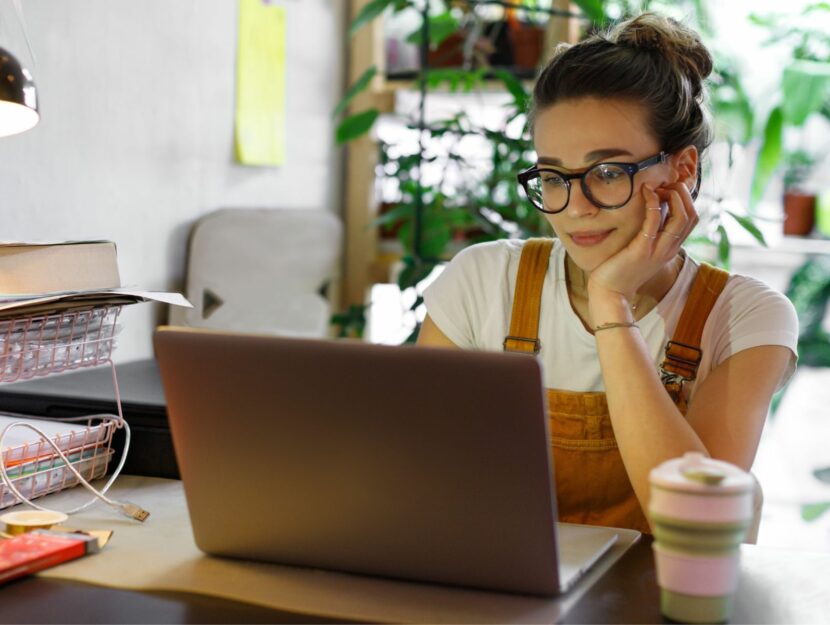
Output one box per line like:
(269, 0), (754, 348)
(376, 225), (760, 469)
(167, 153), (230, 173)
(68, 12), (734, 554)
(517, 151), (670, 214)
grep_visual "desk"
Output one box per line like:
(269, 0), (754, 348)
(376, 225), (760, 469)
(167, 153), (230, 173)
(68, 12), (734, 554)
(0, 362), (827, 623)
(1, 531), (828, 623)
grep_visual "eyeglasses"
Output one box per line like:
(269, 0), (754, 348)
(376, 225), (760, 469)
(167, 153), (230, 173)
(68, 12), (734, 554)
(517, 152), (668, 214)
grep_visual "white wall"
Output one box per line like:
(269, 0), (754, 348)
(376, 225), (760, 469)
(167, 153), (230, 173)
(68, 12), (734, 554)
(0, 0), (346, 362)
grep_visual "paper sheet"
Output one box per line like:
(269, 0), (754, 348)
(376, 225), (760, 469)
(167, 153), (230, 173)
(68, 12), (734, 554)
(234, 0), (286, 166)
(33, 477), (640, 623)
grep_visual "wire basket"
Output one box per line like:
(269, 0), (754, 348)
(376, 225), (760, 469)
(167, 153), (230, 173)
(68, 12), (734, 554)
(0, 306), (122, 383)
(0, 305), (124, 509)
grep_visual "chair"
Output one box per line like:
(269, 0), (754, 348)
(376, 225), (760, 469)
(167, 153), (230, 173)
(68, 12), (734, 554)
(168, 208), (341, 337)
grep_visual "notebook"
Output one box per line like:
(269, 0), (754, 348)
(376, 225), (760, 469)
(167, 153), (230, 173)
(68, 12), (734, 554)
(153, 326), (632, 596)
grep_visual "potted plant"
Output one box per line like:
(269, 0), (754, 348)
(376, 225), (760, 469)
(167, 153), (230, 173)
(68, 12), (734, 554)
(747, 5), (830, 210)
(334, 0), (769, 339)
(782, 150), (817, 236)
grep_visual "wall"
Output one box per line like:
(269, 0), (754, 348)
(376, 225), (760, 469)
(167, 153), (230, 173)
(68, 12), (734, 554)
(0, 0), (346, 362)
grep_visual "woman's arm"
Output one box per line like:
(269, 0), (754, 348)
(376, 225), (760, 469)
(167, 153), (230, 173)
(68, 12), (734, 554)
(588, 181), (794, 519)
(417, 314), (460, 348)
(593, 307), (791, 518)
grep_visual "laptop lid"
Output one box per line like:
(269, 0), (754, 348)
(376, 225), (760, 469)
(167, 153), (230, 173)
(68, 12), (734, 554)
(154, 327), (589, 596)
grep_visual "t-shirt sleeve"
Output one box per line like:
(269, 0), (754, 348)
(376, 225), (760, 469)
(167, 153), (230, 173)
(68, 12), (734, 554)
(422, 242), (502, 348)
(709, 275), (799, 387)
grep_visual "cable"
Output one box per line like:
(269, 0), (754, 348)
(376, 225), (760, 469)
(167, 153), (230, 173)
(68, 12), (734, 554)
(0, 361), (148, 522)
(0, 415), (148, 522)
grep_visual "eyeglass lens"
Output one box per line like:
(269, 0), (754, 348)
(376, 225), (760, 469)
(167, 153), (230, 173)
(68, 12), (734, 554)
(525, 163), (633, 212)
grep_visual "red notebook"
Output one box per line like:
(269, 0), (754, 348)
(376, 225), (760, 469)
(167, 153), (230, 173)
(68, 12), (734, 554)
(0, 531), (96, 584)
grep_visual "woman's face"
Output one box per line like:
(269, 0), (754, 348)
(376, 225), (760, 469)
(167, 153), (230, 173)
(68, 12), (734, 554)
(532, 97), (675, 273)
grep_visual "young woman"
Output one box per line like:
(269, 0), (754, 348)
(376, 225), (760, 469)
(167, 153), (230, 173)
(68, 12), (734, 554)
(417, 13), (798, 534)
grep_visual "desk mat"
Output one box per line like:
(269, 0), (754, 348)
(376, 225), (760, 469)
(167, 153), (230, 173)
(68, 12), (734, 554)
(33, 476), (640, 624)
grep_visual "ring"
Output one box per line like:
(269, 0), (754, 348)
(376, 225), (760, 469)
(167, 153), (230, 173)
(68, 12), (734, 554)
(647, 206), (663, 212)
(664, 232), (682, 240)
(640, 231), (657, 240)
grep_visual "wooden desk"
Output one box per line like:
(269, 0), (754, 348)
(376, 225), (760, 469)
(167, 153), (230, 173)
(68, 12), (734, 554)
(1, 533), (827, 623)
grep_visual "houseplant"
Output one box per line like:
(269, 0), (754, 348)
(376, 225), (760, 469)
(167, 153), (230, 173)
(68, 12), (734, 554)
(747, 4), (830, 210)
(332, 0), (769, 339)
(781, 149), (817, 236)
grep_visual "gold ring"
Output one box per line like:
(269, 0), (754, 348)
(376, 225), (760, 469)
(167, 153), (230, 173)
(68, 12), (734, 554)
(647, 206), (663, 211)
(641, 231), (657, 239)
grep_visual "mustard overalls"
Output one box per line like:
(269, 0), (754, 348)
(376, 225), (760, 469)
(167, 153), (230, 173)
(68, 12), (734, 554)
(503, 238), (729, 534)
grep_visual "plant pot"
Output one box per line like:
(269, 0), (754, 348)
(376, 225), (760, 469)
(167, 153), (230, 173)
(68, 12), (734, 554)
(426, 32), (466, 68)
(783, 191), (816, 236)
(509, 23), (545, 70)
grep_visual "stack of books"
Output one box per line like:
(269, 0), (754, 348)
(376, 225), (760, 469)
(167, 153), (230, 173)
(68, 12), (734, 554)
(0, 240), (189, 506)
(0, 240), (188, 380)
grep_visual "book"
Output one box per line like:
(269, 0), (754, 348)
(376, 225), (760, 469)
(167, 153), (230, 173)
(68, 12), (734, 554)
(0, 241), (120, 296)
(0, 531), (99, 585)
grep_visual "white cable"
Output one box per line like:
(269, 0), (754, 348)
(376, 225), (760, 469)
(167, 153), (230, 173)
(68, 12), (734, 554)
(10, 0), (36, 66)
(0, 415), (148, 521)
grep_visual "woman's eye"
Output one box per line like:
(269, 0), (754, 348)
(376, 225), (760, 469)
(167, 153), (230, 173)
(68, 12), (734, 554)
(594, 167), (624, 182)
(540, 174), (566, 187)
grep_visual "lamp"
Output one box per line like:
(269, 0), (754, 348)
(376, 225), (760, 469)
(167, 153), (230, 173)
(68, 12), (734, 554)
(0, 46), (37, 137)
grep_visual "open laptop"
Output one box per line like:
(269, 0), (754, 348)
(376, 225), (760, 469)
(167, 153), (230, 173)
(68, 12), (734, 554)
(153, 326), (631, 596)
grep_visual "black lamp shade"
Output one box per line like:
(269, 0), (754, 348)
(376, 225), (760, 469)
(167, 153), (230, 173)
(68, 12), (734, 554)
(0, 46), (38, 137)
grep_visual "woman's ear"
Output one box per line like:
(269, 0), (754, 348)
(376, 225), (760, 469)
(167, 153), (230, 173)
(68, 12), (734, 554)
(671, 146), (698, 192)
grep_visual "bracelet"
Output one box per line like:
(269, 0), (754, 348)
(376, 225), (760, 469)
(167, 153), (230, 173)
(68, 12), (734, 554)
(593, 321), (639, 333)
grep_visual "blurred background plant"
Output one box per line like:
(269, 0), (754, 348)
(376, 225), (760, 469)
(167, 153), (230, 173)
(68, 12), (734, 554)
(333, 0), (830, 340)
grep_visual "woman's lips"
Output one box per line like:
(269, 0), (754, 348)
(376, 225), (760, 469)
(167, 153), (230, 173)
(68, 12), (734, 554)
(569, 229), (614, 247)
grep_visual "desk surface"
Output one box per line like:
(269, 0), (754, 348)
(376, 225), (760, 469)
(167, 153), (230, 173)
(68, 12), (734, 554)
(0, 364), (827, 623)
(2, 536), (828, 624)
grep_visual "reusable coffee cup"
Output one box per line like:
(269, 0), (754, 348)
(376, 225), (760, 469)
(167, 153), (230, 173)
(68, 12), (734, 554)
(649, 452), (754, 624)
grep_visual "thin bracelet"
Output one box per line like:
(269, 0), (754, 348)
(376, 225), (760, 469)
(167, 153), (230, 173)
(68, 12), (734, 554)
(594, 321), (639, 333)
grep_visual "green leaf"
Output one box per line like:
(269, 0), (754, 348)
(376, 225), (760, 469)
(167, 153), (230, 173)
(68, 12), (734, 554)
(332, 66), (377, 119)
(493, 69), (529, 113)
(397, 257), (436, 290)
(725, 211), (767, 246)
(716, 224), (730, 269)
(349, 0), (396, 37)
(570, 0), (607, 25)
(750, 106), (784, 209)
(405, 11), (460, 49)
(335, 109), (380, 144)
(801, 502), (830, 522)
(782, 61), (830, 126)
(370, 202), (412, 228)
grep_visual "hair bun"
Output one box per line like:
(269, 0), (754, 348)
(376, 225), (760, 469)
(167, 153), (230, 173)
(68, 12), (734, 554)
(610, 13), (713, 98)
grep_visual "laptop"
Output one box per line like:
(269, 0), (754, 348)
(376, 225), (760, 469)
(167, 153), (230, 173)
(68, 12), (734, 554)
(153, 326), (627, 596)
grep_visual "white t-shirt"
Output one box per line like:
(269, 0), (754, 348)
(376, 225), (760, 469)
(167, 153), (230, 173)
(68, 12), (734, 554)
(423, 238), (798, 401)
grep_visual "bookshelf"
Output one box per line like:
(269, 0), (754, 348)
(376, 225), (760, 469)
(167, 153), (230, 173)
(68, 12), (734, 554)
(340, 0), (580, 310)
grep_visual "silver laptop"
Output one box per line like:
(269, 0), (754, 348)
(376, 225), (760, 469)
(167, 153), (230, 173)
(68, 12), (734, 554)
(153, 326), (624, 596)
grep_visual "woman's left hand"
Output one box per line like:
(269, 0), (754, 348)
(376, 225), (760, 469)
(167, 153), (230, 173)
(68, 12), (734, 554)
(586, 181), (699, 312)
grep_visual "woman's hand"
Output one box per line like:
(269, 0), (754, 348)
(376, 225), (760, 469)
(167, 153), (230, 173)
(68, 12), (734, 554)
(586, 181), (699, 321)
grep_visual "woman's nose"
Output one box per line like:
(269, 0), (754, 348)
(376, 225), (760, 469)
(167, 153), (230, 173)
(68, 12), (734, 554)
(566, 182), (600, 218)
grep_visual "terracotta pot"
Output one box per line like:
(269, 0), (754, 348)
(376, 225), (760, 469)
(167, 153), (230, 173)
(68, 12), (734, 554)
(783, 191), (816, 236)
(509, 24), (544, 70)
(426, 32), (465, 68)
(377, 201), (404, 239)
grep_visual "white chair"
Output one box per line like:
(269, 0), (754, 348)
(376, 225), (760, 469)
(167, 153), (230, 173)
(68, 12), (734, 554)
(168, 208), (341, 337)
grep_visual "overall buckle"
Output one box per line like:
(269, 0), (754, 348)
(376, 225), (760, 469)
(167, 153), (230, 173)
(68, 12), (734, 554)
(503, 335), (541, 354)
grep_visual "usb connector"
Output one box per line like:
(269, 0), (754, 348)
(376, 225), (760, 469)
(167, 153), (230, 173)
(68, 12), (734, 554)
(118, 501), (150, 522)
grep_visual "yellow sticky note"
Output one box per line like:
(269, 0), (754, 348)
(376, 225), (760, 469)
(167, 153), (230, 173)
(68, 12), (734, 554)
(235, 0), (286, 166)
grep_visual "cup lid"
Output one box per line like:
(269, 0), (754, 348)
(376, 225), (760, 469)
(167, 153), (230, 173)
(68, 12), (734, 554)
(649, 452), (753, 494)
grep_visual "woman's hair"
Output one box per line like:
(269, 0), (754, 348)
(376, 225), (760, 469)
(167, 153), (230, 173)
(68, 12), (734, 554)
(529, 13), (714, 184)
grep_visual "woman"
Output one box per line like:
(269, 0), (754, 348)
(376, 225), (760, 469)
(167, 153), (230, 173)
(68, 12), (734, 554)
(417, 13), (798, 534)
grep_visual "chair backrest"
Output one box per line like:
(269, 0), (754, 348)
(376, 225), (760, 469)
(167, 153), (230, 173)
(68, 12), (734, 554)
(168, 208), (341, 337)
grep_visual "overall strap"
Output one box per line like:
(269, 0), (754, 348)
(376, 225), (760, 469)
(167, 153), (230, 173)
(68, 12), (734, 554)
(503, 238), (554, 354)
(660, 262), (730, 402)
